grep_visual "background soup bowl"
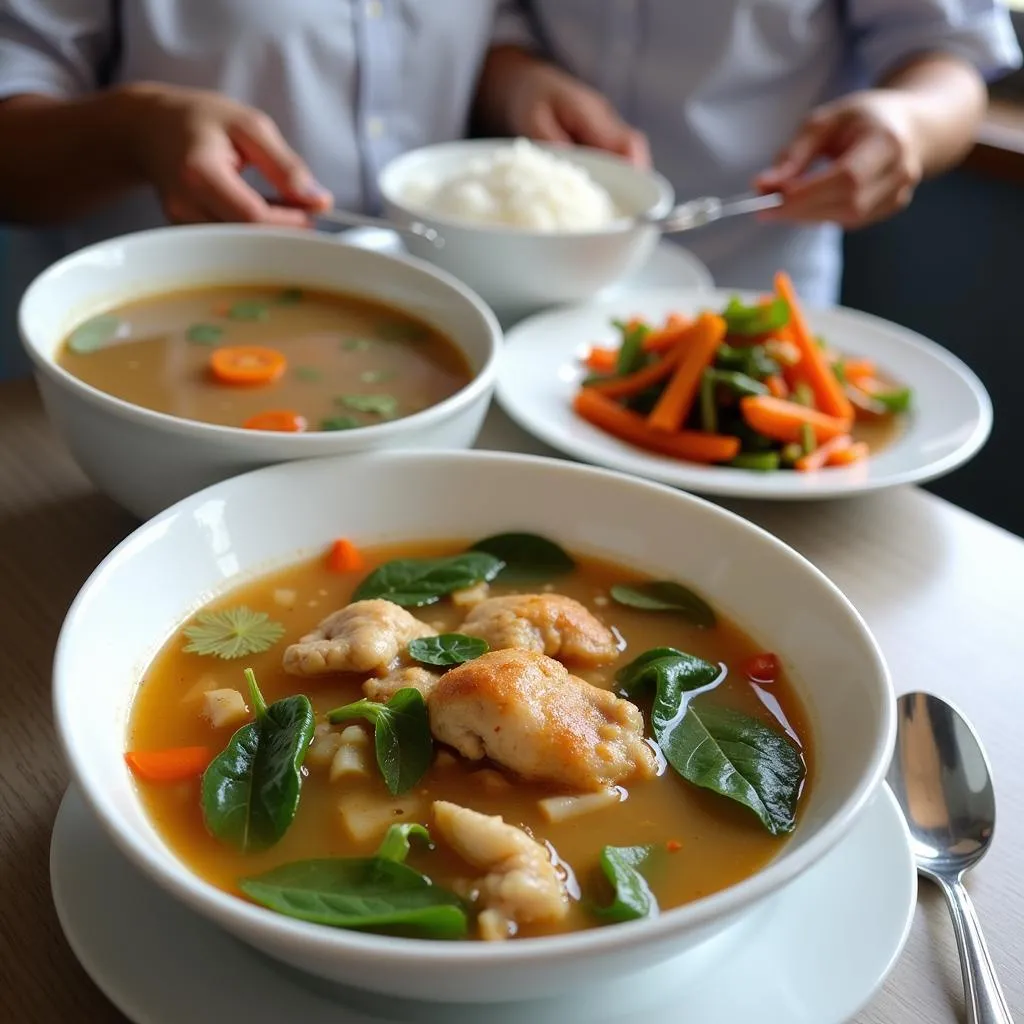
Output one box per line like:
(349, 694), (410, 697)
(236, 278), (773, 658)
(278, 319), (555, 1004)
(380, 139), (675, 321)
(53, 451), (895, 1004)
(19, 225), (501, 520)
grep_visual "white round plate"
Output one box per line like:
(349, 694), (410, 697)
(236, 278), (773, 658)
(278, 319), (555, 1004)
(50, 783), (915, 1024)
(497, 287), (992, 499)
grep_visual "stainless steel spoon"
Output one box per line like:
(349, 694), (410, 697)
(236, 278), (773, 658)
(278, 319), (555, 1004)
(887, 691), (1014, 1024)
(316, 208), (444, 247)
(642, 191), (784, 234)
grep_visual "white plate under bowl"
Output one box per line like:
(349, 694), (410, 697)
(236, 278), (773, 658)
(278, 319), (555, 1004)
(496, 287), (991, 500)
(51, 783), (915, 1024)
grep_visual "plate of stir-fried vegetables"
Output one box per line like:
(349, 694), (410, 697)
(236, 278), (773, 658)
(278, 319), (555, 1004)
(496, 273), (992, 499)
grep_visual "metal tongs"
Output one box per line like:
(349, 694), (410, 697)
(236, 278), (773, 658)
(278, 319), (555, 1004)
(642, 191), (783, 234)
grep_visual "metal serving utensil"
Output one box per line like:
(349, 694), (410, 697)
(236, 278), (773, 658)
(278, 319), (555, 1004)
(642, 191), (784, 234)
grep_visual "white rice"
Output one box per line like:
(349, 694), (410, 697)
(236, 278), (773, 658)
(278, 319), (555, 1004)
(401, 138), (619, 232)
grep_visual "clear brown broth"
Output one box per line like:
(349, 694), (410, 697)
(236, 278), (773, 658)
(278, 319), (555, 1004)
(57, 286), (471, 430)
(128, 541), (813, 939)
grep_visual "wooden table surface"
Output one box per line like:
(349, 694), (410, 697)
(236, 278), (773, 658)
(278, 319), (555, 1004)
(1, 376), (1022, 1023)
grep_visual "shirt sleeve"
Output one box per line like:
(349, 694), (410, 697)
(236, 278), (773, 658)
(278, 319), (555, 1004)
(0, 0), (114, 99)
(847, 0), (1022, 83)
(490, 0), (542, 51)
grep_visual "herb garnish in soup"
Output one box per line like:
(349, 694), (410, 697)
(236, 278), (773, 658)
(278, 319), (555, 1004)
(58, 285), (472, 432)
(126, 533), (811, 941)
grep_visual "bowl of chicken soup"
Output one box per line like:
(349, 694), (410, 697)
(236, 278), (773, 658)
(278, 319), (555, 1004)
(19, 225), (501, 520)
(53, 450), (895, 1003)
(380, 138), (679, 320)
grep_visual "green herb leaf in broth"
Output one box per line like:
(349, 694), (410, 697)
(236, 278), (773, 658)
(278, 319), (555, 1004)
(339, 394), (398, 418)
(228, 300), (270, 322)
(276, 287), (304, 305)
(201, 669), (316, 852)
(407, 634), (489, 667)
(359, 369), (395, 384)
(377, 319), (429, 343)
(238, 857), (467, 938)
(658, 700), (806, 836)
(328, 688), (433, 795)
(294, 366), (323, 382)
(185, 323), (225, 346)
(470, 532), (576, 580)
(592, 845), (659, 922)
(341, 337), (372, 352)
(67, 314), (121, 354)
(182, 606), (286, 659)
(375, 823), (432, 863)
(722, 296), (790, 337)
(353, 552), (505, 607)
(610, 582), (716, 628)
(319, 415), (361, 432)
(615, 647), (722, 713)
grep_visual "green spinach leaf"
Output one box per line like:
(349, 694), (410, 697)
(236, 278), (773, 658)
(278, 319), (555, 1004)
(376, 823), (432, 863)
(592, 845), (658, 922)
(353, 552), (504, 607)
(239, 857), (467, 938)
(228, 300), (269, 322)
(185, 323), (224, 346)
(319, 415), (360, 432)
(470, 532), (575, 579)
(610, 581), (716, 627)
(338, 393), (398, 418)
(67, 314), (120, 354)
(407, 634), (488, 667)
(723, 297), (790, 336)
(201, 669), (315, 852)
(328, 688), (433, 795)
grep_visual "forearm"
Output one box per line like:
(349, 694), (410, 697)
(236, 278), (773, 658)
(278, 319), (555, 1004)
(882, 54), (987, 177)
(0, 89), (145, 225)
(474, 45), (547, 136)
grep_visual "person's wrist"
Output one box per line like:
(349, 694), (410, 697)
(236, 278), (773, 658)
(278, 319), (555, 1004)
(94, 82), (172, 180)
(477, 46), (549, 134)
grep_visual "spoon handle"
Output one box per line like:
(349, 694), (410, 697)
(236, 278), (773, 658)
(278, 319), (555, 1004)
(937, 876), (1014, 1024)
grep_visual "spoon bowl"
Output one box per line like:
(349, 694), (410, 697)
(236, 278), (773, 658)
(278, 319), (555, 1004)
(887, 692), (1013, 1023)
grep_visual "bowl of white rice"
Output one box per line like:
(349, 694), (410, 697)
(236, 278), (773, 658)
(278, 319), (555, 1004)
(379, 138), (674, 319)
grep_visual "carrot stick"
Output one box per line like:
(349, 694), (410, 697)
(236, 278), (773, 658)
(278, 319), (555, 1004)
(794, 433), (853, 472)
(827, 440), (870, 466)
(643, 315), (693, 353)
(125, 747), (211, 783)
(584, 346), (618, 374)
(740, 395), (850, 444)
(765, 374), (789, 399)
(774, 271), (853, 422)
(584, 347), (681, 399)
(839, 358), (876, 384)
(328, 538), (365, 573)
(574, 389), (740, 463)
(647, 313), (727, 432)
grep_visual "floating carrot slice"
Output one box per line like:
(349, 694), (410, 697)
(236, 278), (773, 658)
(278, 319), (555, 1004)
(795, 434), (852, 472)
(242, 409), (307, 432)
(125, 747), (211, 783)
(774, 271), (853, 422)
(574, 388), (740, 463)
(666, 839), (683, 853)
(328, 538), (365, 573)
(210, 346), (287, 385)
(827, 440), (870, 467)
(647, 313), (728, 432)
(740, 395), (850, 444)
(583, 346), (618, 374)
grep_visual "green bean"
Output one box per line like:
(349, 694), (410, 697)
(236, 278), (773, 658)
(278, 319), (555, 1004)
(699, 370), (718, 434)
(728, 452), (781, 472)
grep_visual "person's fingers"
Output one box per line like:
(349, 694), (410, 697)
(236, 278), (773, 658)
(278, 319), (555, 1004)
(621, 128), (651, 169)
(162, 194), (216, 225)
(522, 102), (575, 145)
(180, 134), (277, 222)
(755, 108), (844, 192)
(556, 92), (647, 165)
(230, 113), (331, 210)
(764, 131), (897, 225)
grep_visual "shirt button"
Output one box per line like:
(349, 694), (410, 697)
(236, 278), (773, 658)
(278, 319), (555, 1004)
(366, 116), (385, 139)
(366, 0), (383, 18)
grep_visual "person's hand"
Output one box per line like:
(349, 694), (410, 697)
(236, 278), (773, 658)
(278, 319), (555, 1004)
(119, 83), (332, 226)
(755, 90), (924, 229)
(500, 59), (650, 168)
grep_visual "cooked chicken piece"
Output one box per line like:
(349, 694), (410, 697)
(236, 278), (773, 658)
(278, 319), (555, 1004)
(433, 800), (568, 940)
(362, 665), (441, 703)
(428, 649), (658, 791)
(282, 600), (436, 677)
(460, 593), (619, 667)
